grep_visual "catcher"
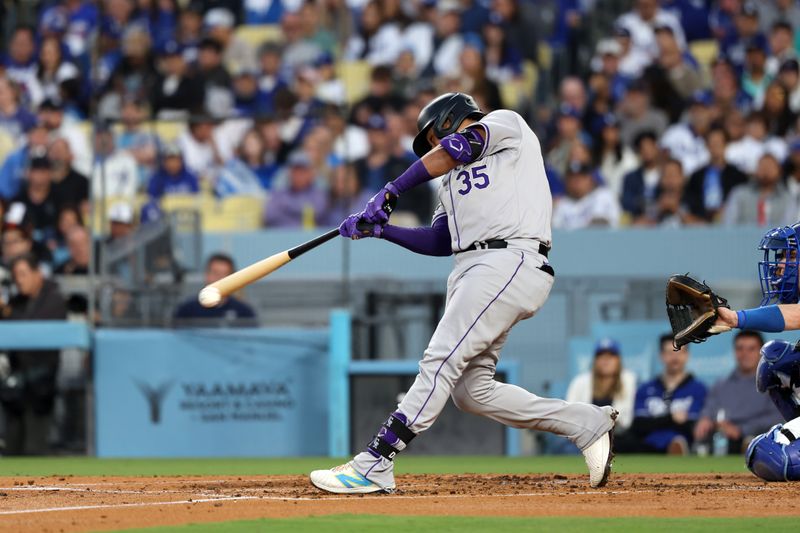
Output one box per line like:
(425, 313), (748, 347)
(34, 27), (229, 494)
(666, 223), (800, 480)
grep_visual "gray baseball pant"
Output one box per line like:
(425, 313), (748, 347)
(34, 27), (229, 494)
(352, 244), (614, 488)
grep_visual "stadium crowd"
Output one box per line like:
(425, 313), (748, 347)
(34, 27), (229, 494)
(0, 0), (799, 269)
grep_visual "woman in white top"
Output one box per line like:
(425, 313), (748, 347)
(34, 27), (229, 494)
(344, 1), (402, 66)
(566, 338), (637, 432)
(593, 114), (639, 199)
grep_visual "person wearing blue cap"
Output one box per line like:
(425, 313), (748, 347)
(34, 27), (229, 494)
(146, 143), (200, 200)
(566, 338), (636, 433)
(616, 335), (706, 455)
(151, 39), (203, 119)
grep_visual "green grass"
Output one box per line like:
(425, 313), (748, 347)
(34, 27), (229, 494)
(117, 516), (796, 533)
(0, 455), (746, 477)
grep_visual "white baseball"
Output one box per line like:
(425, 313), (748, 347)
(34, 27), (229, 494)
(198, 287), (222, 307)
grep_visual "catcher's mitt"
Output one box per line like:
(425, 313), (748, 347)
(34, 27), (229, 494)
(666, 274), (731, 349)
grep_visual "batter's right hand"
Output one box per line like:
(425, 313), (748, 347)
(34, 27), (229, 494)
(362, 183), (399, 224)
(339, 213), (383, 240)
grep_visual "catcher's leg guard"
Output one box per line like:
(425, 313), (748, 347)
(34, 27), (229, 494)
(746, 420), (800, 481)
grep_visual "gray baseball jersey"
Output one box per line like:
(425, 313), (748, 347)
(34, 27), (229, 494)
(351, 108), (614, 490)
(432, 109), (553, 251)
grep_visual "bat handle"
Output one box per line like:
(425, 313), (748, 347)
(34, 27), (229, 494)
(287, 228), (340, 260)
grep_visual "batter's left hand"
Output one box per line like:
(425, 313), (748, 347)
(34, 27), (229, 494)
(339, 213), (383, 240)
(363, 183), (399, 224)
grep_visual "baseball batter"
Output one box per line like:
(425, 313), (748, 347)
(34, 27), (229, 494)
(310, 93), (617, 494)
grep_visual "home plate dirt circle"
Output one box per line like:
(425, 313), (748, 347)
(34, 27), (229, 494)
(0, 473), (797, 532)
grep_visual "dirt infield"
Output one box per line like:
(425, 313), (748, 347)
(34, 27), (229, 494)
(0, 473), (796, 532)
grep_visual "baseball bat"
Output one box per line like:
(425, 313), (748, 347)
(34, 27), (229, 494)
(198, 195), (396, 307)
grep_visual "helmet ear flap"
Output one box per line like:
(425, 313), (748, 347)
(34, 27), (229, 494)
(432, 107), (457, 139)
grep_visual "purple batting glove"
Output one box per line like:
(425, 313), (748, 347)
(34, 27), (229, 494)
(339, 213), (383, 240)
(362, 182), (399, 224)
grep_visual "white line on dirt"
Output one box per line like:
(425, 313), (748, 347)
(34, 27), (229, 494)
(26, 479), (237, 487)
(0, 482), (780, 516)
(0, 486), (226, 499)
(0, 495), (260, 515)
(0, 486), (172, 495)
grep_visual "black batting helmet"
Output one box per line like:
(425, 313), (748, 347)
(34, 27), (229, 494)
(412, 92), (484, 157)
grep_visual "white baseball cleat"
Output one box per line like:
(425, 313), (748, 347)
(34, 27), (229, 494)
(582, 408), (618, 488)
(309, 462), (394, 494)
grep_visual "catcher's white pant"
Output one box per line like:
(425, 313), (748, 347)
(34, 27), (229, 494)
(352, 242), (615, 488)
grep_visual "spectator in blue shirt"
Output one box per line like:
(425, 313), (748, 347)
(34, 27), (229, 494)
(59, 0), (100, 60)
(173, 253), (257, 325)
(661, 0), (712, 42)
(482, 11), (523, 83)
(132, 0), (179, 51)
(147, 144), (200, 199)
(1, 25), (39, 106)
(232, 67), (266, 117)
(617, 334), (707, 454)
(0, 76), (37, 141)
(244, 0), (286, 24)
(719, 2), (764, 70)
(176, 5), (203, 63)
(709, 0), (739, 45)
(621, 131), (662, 221)
(256, 42), (290, 116)
(0, 122), (49, 201)
(233, 128), (278, 190)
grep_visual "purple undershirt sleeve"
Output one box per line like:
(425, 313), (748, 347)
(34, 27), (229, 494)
(381, 215), (452, 257)
(390, 159), (434, 194)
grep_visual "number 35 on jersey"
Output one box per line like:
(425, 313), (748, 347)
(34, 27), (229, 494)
(455, 164), (490, 196)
